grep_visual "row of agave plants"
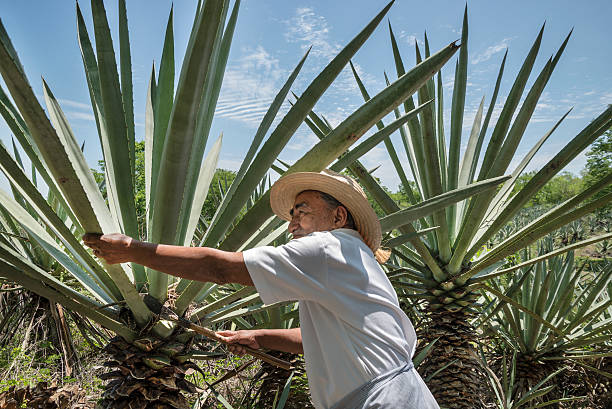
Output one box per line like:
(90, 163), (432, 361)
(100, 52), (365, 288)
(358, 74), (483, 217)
(0, 1), (610, 408)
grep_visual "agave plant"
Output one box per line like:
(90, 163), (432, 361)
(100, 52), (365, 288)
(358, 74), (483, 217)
(0, 0), (513, 406)
(342, 7), (612, 407)
(477, 349), (584, 409)
(477, 244), (612, 404)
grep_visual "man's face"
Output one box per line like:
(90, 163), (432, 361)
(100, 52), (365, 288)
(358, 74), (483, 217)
(288, 191), (338, 239)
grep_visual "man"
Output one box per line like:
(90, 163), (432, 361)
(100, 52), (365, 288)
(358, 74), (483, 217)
(84, 170), (439, 409)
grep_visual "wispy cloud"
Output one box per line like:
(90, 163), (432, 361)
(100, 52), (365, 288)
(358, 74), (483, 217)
(215, 45), (291, 127)
(54, 98), (96, 122)
(471, 38), (512, 65)
(399, 30), (424, 47)
(66, 111), (95, 121)
(284, 7), (340, 59)
(58, 98), (91, 110)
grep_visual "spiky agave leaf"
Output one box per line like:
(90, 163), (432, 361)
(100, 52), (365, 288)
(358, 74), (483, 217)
(373, 9), (611, 407)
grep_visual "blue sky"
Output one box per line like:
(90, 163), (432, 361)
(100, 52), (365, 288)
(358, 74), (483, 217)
(1, 0), (610, 190)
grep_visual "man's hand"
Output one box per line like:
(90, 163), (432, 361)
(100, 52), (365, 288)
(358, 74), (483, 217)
(217, 328), (303, 355)
(216, 330), (261, 356)
(82, 233), (135, 264)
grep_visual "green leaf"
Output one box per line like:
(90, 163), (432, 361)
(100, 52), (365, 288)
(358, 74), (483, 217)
(450, 24), (546, 273)
(275, 370), (295, 409)
(331, 101), (432, 172)
(224, 40), (460, 251)
(0, 258), (136, 342)
(149, 0), (229, 299)
(447, 5), (468, 193)
(118, 0), (135, 181)
(0, 138), (122, 302)
(202, 2), (394, 248)
(90, 0), (138, 239)
(183, 133), (223, 246)
(0, 18), (102, 236)
(149, 6), (174, 222)
(201, 46), (309, 249)
(379, 176), (508, 233)
(348, 60), (414, 203)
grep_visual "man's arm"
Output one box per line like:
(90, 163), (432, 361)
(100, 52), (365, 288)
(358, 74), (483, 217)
(82, 233), (253, 286)
(217, 328), (303, 355)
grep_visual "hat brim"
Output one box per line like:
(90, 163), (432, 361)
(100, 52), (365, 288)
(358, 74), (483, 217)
(270, 172), (381, 252)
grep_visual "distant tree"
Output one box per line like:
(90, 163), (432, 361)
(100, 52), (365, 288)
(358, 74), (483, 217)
(201, 169), (237, 221)
(513, 170), (583, 207)
(582, 128), (612, 214)
(92, 144), (238, 234)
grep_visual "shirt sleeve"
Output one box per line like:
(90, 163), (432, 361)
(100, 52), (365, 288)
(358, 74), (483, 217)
(242, 233), (328, 305)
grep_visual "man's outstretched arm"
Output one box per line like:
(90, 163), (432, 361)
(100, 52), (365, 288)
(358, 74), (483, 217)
(82, 233), (253, 286)
(217, 328), (303, 355)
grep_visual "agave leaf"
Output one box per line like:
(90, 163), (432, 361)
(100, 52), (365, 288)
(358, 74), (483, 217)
(178, 0), (234, 245)
(446, 6), (468, 235)
(0, 258), (136, 341)
(380, 176), (508, 233)
(469, 234), (612, 284)
(497, 171), (612, 253)
(383, 227), (440, 248)
(90, 0), (138, 238)
(149, 6), (175, 221)
(415, 42), (452, 262)
(0, 139), (122, 301)
(474, 192), (612, 276)
(0, 19), (104, 236)
(149, 0), (229, 299)
(0, 187), (117, 305)
(183, 134), (223, 246)
(202, 47), (310, 248)
(199, 293), (262, 325)
(207, 301), (294, 324)
(331, 101), (432, 172)
(478, 283), (564, 337)
(0, 87), (81, 231)
(191, 286), (256, 320)
(348, 60), (414, 202)
(387, 23), (426, 196)
(460, 106), (612, 270)
(202, 2), (394, 249)
(118, 0), (135, 180)
(145, 64), (156, 218)
(468, 51), (507, 186)
(477, 108), (571, 239)
(450, 25), (546, 273)
(150, 0), (228, 242)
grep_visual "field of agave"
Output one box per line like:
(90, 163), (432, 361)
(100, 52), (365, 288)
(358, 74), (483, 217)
(0, 1), (610, 408)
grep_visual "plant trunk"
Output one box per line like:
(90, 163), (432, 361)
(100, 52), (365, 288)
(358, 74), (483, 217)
(252, 352), (313, 409)
(419, 308), (485, 409)
(96, 335), (201, 409)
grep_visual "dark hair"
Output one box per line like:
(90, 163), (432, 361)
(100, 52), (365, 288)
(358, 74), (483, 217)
(316, 191), (356, 230)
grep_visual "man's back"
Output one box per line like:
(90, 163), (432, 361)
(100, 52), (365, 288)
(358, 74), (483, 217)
(244, 228), (416, 408)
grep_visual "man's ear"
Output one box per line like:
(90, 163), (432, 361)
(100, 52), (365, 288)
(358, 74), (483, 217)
(333, 206), (348, 228)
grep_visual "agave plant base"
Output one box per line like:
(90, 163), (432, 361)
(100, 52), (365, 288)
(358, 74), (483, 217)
(419, 308), (485, 409)
(97, 335), (202, 409)
(251, 352), (313, 409)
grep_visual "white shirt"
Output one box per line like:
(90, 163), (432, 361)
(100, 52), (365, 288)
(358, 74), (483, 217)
(243, 228), (417, 409)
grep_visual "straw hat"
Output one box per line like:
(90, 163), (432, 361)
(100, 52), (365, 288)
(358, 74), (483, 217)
(270, 170), (383, 255)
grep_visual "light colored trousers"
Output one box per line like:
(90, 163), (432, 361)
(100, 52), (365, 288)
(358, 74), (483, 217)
(330, 362), (440, 409)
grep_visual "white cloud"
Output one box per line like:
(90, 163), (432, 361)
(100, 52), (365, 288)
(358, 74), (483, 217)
(214, 45), (291, 127)
(66, 111), (95, 121)
(58, 98), (91, 110)
(284, 7), (340, 59)
(471, 38), (512, 65)
(398, 31), (424, 47)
